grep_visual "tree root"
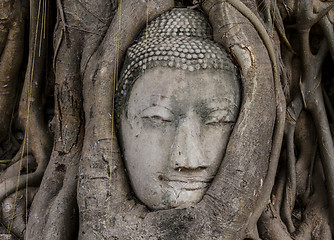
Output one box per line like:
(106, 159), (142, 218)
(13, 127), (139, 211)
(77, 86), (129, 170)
(0, 155), (37, 183)
(307, 87), (334, 231)
(26, 151), (81, 239)
(1, 188), (38, 238)
(217, 1), (286, 237)
(281, 122), (297, 233)
(294, 0), (334, 231)
(0, 0), (52, 237)
(25, 1), (84, 236)
(258, 204), (293, 240)
(0, 159), (46, 203)
(0, 0), (25, 144)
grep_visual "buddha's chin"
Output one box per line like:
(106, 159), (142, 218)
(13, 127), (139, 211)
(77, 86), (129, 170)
(138, 179), (210, 210)
(156, 187), (207, 210)
(137, 179), (211, 210)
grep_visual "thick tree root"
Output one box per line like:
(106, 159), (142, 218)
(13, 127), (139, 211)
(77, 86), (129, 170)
(0, 0), (25, 143)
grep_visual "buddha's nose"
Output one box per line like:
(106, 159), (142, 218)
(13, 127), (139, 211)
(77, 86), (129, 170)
(170, 114), (207, 170)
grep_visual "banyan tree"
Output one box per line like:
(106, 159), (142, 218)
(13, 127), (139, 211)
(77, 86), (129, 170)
(0, 0), (333, 239)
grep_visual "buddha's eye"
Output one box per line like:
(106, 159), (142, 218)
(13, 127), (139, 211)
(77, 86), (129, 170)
(204, 109), (235, 126)
(141, 106), (174, 125)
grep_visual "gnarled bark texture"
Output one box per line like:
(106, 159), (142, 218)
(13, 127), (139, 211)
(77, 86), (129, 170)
(0, 0), (333, 239)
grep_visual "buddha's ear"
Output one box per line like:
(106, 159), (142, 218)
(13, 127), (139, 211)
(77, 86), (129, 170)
(78, 0), (175, 235)
(202, 1), (285, 238)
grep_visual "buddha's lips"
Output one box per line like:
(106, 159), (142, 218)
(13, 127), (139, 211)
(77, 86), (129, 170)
(158, 174), (213, 190)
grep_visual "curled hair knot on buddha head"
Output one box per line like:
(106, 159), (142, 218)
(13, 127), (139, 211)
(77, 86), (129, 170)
(115, 8), (239, 112)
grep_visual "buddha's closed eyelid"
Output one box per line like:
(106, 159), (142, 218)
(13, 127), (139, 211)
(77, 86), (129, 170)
(204, 109), (236, 126)
(140, 105), (174, 123)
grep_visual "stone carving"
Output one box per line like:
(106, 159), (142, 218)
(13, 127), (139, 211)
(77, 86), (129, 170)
(116, 8), (241, 210)
(1, 0), (333, 238)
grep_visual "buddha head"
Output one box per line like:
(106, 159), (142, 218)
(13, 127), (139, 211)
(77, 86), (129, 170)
(115, 8), (241, 210)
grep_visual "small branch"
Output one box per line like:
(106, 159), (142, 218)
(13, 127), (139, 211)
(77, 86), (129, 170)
(319, 16), (334, 61)
(279, 94), (303, 233)
(315, 39), (329, 71)
(323, 87), (334, 122)
(56, 0), (68, 43)
(299, 31), (312, 65)
(271, 1), (295, 54)
(302, 143), (317, 204)
(287, 2), (334, 31)
(53, 28), (63, 72)
(281, 122), (297, 233)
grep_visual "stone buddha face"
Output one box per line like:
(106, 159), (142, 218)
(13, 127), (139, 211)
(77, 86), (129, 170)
(118, 67), (240, 210)
(116, 8), (241, 210)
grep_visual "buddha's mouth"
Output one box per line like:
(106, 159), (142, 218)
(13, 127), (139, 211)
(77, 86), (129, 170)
(158, 174), (213, 190)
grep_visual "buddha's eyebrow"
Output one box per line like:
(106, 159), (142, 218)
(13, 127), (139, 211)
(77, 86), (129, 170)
(140, 105), (175, 116)
(206, 97), (240, 110)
